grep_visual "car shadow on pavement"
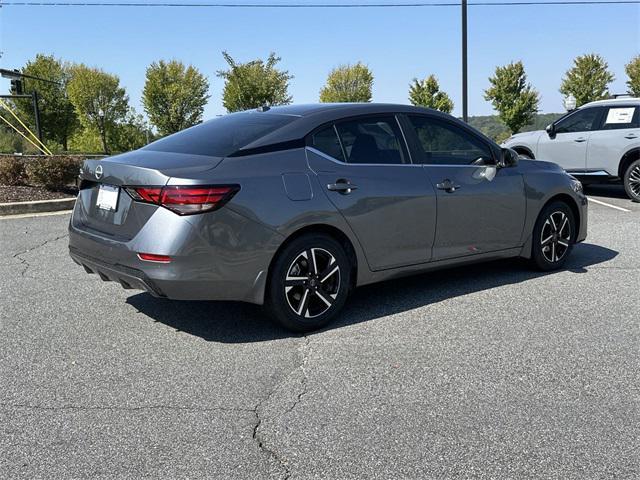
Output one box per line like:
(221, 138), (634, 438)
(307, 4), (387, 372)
(126, 242), (617, 343)
(584, 184), (630, 200)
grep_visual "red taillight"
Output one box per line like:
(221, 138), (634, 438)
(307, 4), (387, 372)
(126, 185), (239, 215)
(135, 187), (162, 203)
(138, 253), (171, 263)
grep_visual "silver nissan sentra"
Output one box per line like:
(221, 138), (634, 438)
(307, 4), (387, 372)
(69, 103), (588, 331)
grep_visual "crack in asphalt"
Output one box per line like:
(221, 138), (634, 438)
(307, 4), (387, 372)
(251, 335), (312, 480)
(11, 233), (69, 277)
(5, 221), (318, 479)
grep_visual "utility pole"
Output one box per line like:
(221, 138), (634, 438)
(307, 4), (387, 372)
(462, 0), (468, 123)
(32, 91), (43, 145)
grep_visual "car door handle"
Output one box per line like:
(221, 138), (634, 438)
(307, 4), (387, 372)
(327, 180), (358, 194)
(624, 134), (638, 139)
(436, 179), (461, 193)
(574, 137), (587, 143)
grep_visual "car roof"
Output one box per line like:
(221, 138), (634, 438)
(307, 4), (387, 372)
(259, 103), (444, 117)
(238, 103), (487, 152)
(580, 97), (640, 108)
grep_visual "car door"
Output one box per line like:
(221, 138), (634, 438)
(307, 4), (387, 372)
(586, 104), (640, 175)
(306, 115), (437, 270)
(536, 107), (604, 173)
(403, 114), (526, 261)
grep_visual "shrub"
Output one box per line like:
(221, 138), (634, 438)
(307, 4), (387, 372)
(26, 156), (81, 189)
(0, 156), (27, 186)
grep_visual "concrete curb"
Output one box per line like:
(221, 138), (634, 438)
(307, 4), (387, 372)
(0, 197), (76, 216)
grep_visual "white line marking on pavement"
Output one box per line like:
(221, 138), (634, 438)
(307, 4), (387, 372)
(0, 210), (72, 220)
(587, 197), (631, 212)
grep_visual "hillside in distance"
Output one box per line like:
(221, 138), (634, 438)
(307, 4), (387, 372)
(467, 113), (564, 142)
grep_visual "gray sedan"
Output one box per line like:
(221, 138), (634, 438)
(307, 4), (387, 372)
(69, 103), (588, 331)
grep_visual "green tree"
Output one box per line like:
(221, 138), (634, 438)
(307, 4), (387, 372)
(142, 60), (209, 136)
(484, 61), (539, 134)
(625, 55), (640, 97)
(408, 74), (454, 113)
(559, 53), (614, 107)
(319, 63), (373, 103)
(217, 51), (292, 112)
(14, 54), (79, 151)
(67, 65), (129, 154)
(111, 109), (151, 152)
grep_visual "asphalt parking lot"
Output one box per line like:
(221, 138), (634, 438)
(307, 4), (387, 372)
(1, 185), (638, 479)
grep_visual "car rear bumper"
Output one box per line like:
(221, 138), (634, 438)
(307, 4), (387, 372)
(68, 201), (283, 304)
(69, 247), (166, 297)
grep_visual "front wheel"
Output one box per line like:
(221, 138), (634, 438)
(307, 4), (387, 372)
(623, 159), (640, 202)
(265, 234), (351, 332)
(530, 201), (575, 271)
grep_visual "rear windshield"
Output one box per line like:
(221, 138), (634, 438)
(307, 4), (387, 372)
(143, 111), (296, 157)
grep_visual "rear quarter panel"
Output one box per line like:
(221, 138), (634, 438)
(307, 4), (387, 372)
(173, 148), (371, 287)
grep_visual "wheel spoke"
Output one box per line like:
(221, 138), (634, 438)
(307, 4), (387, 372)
(551, 242), (556, 262)
(559, 217), (569, 236)
(285, 277), (307, 287)
(296, 289), (310, 317)
(557, 239), (569, 247)
(541, 235), (553, 246)
(314, 289), (334, 308)
(320, 265), (339, 283)
(550, 215), (558, 232)
(307, 249), (318, 274)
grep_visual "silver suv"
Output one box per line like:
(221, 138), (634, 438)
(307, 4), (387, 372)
(503, 97), (640, 201)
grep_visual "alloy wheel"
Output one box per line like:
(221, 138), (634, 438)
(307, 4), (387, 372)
(540, 211), (572, 263)
(627, 164), (640, 198)
(285, 248), (341, 319)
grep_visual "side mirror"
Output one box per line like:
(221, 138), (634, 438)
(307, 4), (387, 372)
(546, 123), (556, 138)
(499, 148), (519, 168)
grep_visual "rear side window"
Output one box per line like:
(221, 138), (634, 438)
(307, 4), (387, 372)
(310, 126), (345, 162)
(408, 115), (493, 165)
(601, 106), (639, 130)
(143, 111), (296, 157)
(555, 107), (602, 134)
(334, 116), (407, 164)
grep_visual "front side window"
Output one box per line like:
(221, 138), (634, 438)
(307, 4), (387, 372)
(408, 115), (493, 165)
(600, 106), (639, 130)
(334, 116), (408, 164)
(555, 107), (602, 134)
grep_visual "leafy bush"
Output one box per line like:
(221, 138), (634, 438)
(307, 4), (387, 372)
(0, 156), (27, 186)
(26, 156), (81, 189)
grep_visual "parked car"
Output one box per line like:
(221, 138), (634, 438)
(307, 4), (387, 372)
(502, 97), (640, 201)
(69, 104), (587, 332)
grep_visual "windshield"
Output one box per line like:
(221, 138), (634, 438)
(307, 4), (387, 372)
(143, 111), (297, 157)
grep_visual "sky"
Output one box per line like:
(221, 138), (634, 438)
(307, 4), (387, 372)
(0, 1), (639, 122)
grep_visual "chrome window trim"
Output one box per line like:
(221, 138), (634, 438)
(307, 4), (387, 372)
(306, 146), (423, 168)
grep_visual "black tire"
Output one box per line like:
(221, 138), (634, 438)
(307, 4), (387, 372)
(517, 151), (533, 160)
(530, 201), (575, 271)
(623, 159), (640, 203)
(265, 233), (351, 332)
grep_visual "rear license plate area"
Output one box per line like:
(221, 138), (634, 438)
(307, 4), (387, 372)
(96, 184), (120, 211)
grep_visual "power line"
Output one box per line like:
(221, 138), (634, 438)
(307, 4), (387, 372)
(1, 1), (639, 7)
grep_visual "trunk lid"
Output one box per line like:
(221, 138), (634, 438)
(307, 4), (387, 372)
(80, 150), (223, 186)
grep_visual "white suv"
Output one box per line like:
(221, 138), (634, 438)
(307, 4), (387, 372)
(503, 97), (640, 201)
